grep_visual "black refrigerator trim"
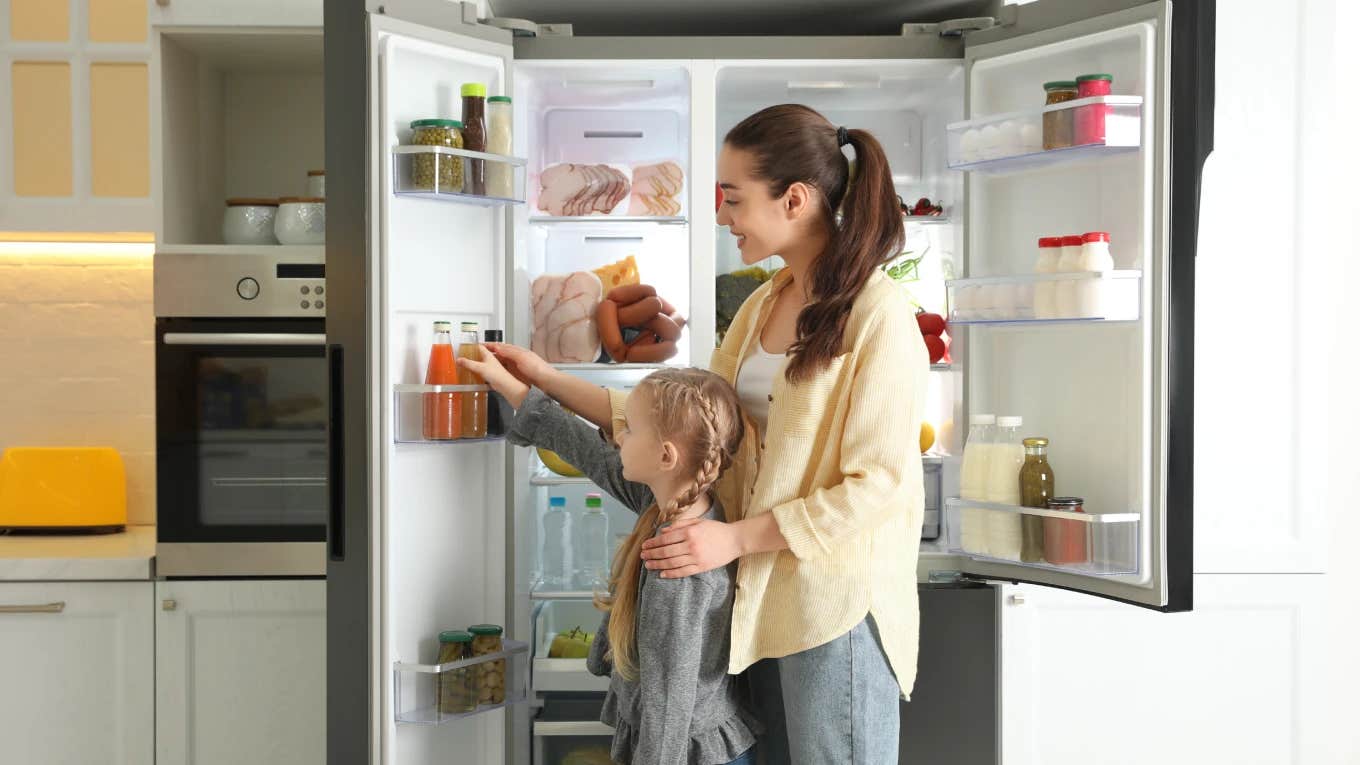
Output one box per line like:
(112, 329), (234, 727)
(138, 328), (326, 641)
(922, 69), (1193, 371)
(325, 0), (371, 762)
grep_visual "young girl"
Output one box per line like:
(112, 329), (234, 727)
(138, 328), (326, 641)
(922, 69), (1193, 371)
(458, 349), (759, 765)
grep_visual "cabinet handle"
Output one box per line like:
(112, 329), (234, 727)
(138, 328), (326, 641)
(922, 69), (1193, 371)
(328, 343), (345, 562)
(1008, 593), (1026, 606)
(0, 601), (65, 614)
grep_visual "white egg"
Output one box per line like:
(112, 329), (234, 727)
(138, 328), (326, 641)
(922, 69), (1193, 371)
(979, 126), (1001, 159)
(959, 129), (981, 163)
(998, 121), (1021, 157)
(1020, 122), (1042, 151)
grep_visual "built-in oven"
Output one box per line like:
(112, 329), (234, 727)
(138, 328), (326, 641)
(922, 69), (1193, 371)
(154, 249), (329, 576)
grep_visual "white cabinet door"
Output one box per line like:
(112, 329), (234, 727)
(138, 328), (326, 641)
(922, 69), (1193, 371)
(999, 576), (1331, 765)
(156, 579), (326, 765)
(0, 582), (153, 764)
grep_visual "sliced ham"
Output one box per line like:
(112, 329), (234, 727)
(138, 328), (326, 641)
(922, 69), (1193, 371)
(530, 271), (603, 363)
(537, 163), (630, 217)
(628, 161), (684, 216)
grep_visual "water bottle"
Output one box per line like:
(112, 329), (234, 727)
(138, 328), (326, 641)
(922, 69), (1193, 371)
(577, 493), (610, 591)
(540, 496), (571, 591)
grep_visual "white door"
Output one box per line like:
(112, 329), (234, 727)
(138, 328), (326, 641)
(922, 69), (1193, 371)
(938, 0), (1212, 610)
(327, 6), (517, 765)
(0, 582), (153, 764)
(156, 579), (326, 765)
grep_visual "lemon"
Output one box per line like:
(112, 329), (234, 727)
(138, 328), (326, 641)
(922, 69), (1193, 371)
(538, 447), (583, 477)
(919, 422), (935, 454)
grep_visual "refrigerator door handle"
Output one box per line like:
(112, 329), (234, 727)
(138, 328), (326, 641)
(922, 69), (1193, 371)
(328, 343), (345, 562)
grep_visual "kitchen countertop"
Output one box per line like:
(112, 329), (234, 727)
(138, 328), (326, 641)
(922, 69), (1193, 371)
(0, 525), (155, 581)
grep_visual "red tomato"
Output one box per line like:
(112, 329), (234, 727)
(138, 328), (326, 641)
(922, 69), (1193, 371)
(715, 183), (723, 213)
(924, 334), (946, 364)
(916, 311), (947, 337)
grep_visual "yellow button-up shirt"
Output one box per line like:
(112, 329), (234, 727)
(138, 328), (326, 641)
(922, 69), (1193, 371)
(610, 267), (928, 698)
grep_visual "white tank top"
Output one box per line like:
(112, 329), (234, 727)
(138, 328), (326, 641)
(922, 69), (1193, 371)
(736, 343), (787, 435)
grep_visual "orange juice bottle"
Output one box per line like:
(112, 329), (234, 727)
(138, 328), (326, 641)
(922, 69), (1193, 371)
(457, 321), (487, 438)
(423, 321), (461, 440)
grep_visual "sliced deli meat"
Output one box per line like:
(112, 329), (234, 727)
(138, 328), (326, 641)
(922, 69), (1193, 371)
(628, 161), (684, 216)
(530, 271), (604, 363)
(537, 163), (631, 217)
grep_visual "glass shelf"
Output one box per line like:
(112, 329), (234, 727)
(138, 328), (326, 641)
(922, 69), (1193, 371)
(944, 498), (1140, 576)
(393, 383), (507, 444)
(529, 587), (597, 601)
(530, 468), (593, 487)
(947, 270), (1141, 325)
(530, 215), (688, 225)
(903, 215), (951, 225)
(947, 95), (1143, 175)
(550, 361), (673, 372)
(391, 146), (527, 205)
(393, 640), (529, 725)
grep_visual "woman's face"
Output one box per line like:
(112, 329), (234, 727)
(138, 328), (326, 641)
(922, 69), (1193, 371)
(717, 145), (802, 266)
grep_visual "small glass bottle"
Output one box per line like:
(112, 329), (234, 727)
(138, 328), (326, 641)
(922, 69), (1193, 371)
(482, 329), (504, 435)
(1033, 236), (1064, 320)
(486, 96), (514, 199)
(1018, 437), (1055, 563)
(540, 496), (572, 591)
(468, 624), (506, 706)
(577, 493), (610, 592)
(460, 83), (487, 195)
(437, 630), (477, 715)
(423, 321), (461, 440)
(1055, 235), (1085, 319)
(456, 321), (487, 438)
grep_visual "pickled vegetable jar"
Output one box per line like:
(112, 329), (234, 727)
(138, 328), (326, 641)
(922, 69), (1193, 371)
(437, 630), (477, 714)
(468, 624), (506, 706)
(1074, 74), (1114, 145)
(410, 119), (464, 193)
(1042, 81), (1078, 150)
(1043, 497), (1089, 565)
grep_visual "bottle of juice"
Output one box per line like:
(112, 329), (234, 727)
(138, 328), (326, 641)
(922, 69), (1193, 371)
(985, 416), (1026, 561)
(422, 321), (461, 440)
(577, 493), (610, 593)
(959, 414), (995, 556)
(456, 321), (487, 438)
(1019, 437), (1055, 563)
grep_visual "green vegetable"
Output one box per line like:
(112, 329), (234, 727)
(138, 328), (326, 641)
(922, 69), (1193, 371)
(715, 266), (773, 341)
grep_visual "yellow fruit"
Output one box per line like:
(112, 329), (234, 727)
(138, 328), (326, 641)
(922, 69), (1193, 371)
(919, 422), (935, 454)
(538, 447), (583, 477)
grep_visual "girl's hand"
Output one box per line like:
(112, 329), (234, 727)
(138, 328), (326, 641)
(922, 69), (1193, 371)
(456, 345), (530, 409)
(640, 518), (744, 579)
(484, 342), (553, 389)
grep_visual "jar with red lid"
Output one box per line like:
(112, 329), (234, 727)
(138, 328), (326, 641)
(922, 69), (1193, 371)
(1043, 497), (1089, 564)
(1074, 74), (1114, 145)
(1033, 237), (1064, 319)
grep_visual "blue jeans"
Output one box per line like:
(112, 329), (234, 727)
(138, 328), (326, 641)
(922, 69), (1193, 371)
(747, 616), (900, 765)
(726, 747), (756, 765)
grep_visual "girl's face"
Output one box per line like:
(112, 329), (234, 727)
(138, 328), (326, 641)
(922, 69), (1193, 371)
(717, 145), (801, 266)
(615, 388), (681, 485)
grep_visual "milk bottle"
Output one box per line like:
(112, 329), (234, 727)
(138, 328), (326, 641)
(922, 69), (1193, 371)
(985, 416), (1026, 561)
(959, 414), (996, 556)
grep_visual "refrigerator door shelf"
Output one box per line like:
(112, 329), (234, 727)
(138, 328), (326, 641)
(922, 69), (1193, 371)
(391, 146), (527, 205)
(530, 215), (688, 225)
(550, 361), (675, 371)
(944, 498), (1141, 577)
(530, 468), (594, 487)
(392, 640), (529, 725)
(392, 384), (508, 444)
(947, 270), (1142, 325)
(947, 95), (1143, 174)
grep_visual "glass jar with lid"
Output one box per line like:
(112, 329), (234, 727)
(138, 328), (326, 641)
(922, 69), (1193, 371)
(1018, 437), (1055, 563)
(436, 630), (477, 714)
(468, 624), (506, 706)
(409, 119), (464, 193)
(1042, 81), (1078, 150)
(486, 96), (514, 199)
(1043, 497), (1089, 565)
(1074, 74), (1114, 145)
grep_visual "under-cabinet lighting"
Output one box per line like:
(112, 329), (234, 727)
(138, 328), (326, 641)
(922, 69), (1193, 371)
(561, 79), (655, 90)
(0, 232), (154, 258)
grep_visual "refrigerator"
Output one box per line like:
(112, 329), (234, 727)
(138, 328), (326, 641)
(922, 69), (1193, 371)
(323, 1), (1214, 763)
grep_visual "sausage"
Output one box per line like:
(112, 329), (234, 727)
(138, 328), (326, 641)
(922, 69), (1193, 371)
(645, 313), (683, 342)
(596, 299), (628, 362)
(616, 296), (663, 327)
(607, 283), (657, 304)
(656, 297), (678, 315)
(626, 339), (678, 363)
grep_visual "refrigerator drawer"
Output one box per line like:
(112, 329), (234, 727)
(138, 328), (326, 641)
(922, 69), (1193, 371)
(533, 600), (610, 693)
(534, 697), (614, 765)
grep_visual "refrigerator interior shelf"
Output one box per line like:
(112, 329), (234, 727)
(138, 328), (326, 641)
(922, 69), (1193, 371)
(393, 640), (529, 725)
(550, 361), (675, 371)
(944, 498), (1141, 576)
(946, 95), (1143, 174)
(392, 383), (508, 444)
(391, 145), (527, 205)
(947, 270), (1142, 325)
(903, 215), (951, 225)
(530, 469), (594, 487)
(530, 215), (688, 225)
(529, 588), (597, 601)
(533, 720), (615, 737)
(930, 363), (953, 372)
(532, 598), (611, 693)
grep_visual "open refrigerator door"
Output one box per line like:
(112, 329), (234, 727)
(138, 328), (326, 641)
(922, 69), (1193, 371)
(939, 0), (1211, 610)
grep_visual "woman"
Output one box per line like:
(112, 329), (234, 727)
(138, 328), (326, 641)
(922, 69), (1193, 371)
(492, 104), (927, 763)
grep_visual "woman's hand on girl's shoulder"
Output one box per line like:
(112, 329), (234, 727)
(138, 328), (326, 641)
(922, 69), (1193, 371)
(640, 518), (744, 579)
(456, 345), (530, 409)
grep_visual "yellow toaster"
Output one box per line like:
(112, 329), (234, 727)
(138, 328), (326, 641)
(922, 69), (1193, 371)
(0, 447), (127, 532)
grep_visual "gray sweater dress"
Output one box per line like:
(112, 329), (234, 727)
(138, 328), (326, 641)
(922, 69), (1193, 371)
(508, 389), (760, 765)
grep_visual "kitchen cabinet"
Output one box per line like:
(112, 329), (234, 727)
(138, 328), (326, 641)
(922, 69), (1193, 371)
(155, 579), (326, 765)
(999, 576), (1330, 765)
(149, 0), (321, 28)
(0, 0), (154, 232)
(0, 582), (153, 765)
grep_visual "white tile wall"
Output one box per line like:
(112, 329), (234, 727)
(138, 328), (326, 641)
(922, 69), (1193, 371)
(0, 251), (156, 525)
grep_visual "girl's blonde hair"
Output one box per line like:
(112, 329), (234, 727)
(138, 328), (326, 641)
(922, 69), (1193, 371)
(594, 367), (745, 681)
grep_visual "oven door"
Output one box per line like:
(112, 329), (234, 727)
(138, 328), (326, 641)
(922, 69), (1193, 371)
(155, 318), (328, 576)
